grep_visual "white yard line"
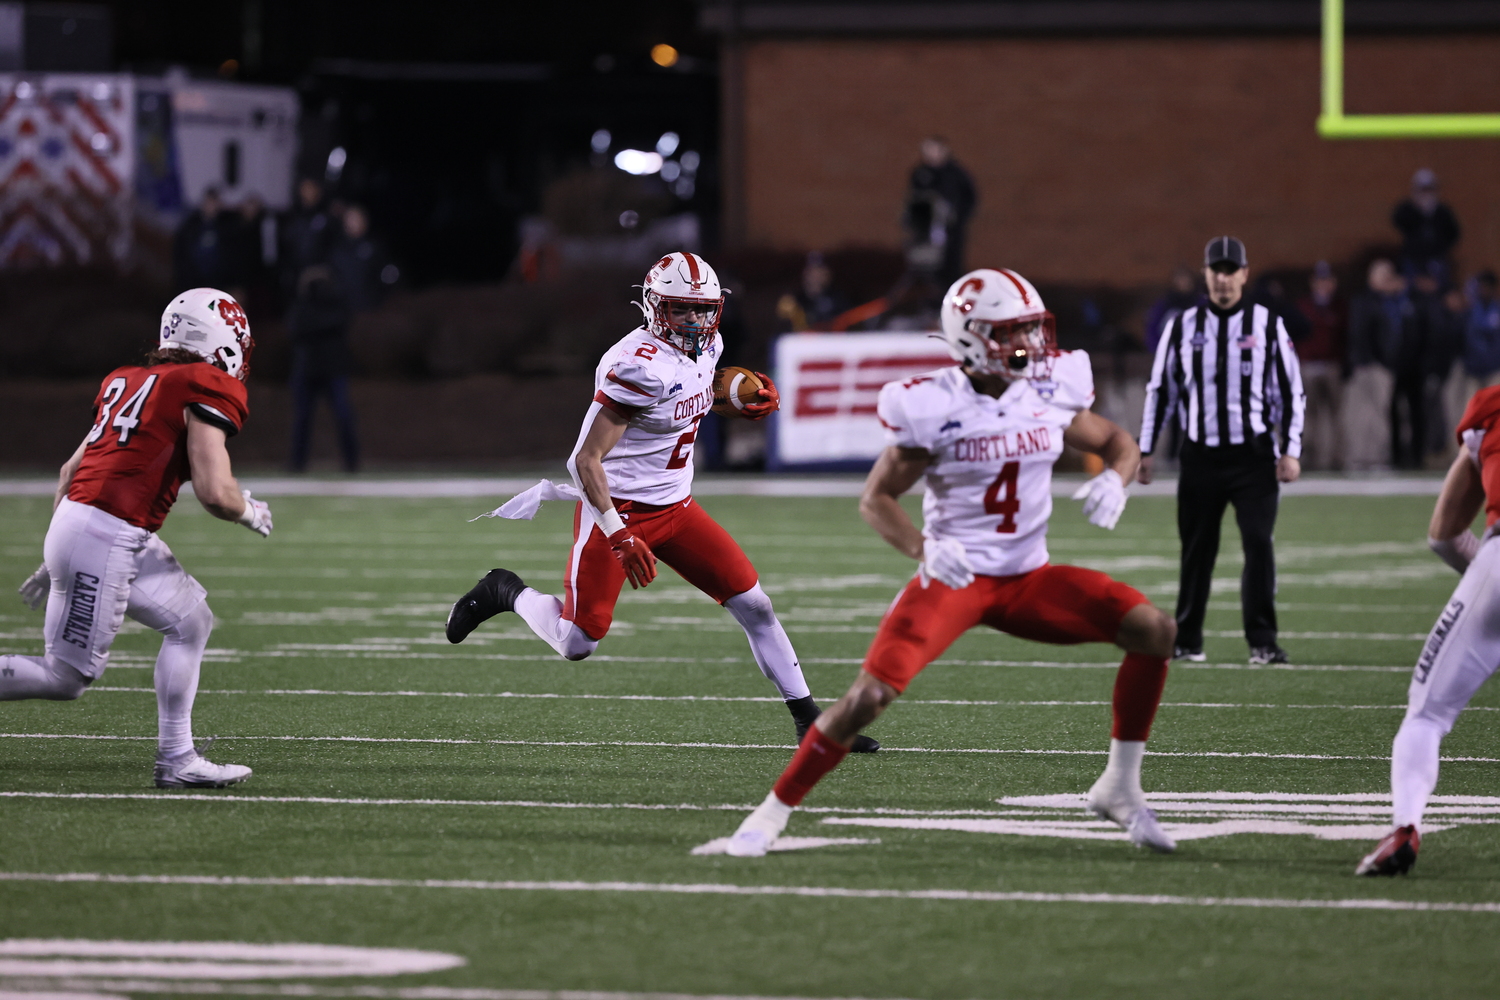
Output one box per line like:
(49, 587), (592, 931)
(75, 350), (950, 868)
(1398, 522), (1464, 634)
(3, 732), (1494, 762)
(89, 687), (1488, 712)
(0, 871), (1492, 914)
(0, 984), (908, 1000)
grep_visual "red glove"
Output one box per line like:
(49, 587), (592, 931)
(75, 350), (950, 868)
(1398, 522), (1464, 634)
(742, 371), (780, 420)
(608, 528), (657, 589)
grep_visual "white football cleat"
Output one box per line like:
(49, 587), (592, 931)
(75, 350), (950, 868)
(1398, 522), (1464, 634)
(1086, 787), (1176, 853)
(723, 792), (793, 857)
(155, 748), (252, 789)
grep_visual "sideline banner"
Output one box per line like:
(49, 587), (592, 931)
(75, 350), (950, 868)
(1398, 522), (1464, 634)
(769, 332), (956, 469)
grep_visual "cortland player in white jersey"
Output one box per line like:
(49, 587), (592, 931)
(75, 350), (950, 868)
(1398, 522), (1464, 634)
(445, 252), (876, 751)
(717, 268), (1179, 857)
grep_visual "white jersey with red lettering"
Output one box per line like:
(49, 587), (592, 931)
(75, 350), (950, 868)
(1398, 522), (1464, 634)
(589, 326), (722, 505)
(876, 350), (1095, 577)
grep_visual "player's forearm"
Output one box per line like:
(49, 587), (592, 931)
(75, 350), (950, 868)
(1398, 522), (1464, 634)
(196, 476), (247, 521)
(53, 441), (87, 511)
(1429, 449), (1485, 540)
(859, 492), (925, 561)
(1095, 425), (1141, 484)
(568, 451), (615, 519)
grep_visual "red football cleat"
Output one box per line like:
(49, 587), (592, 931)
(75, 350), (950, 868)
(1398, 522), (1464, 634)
(1355, 825), (1420, 876)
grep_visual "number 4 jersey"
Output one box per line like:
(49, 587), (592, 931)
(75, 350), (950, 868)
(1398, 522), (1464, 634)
(590, 326), (721, 506)
(68, 361), (249, 532)
(877, 351), (1095, 577)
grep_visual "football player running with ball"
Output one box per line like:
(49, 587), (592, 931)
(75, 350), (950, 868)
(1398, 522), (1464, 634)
(720, 268), (1179, 856)
(3, 288), (270, 788)
(447, 252), (877, 751)
(1357, 385), (1500, 876)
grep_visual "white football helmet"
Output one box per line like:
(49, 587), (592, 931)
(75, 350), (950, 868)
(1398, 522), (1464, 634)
(940, 268), (1057, 379)
(638, 251), (725, 359)
(159, 288), (255, 381)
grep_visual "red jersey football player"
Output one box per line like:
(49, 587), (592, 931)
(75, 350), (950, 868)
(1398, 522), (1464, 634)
(716, 268), (1180, 856)
(3, 288), (272, 788)
(445, 252), (875, 750)
(1357, 386), (1500, 875)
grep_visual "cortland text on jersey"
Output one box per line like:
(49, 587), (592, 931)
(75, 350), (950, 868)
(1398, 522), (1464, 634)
(953, 427), (1054, 463)
(673, 385), (715, 422)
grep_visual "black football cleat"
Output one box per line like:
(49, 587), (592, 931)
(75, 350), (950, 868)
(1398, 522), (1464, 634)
(446, 568), (527, 644)
(1249, 644), (1290, 665)
(1355, 825), (1420, 876)
(787, 696), (880, 753)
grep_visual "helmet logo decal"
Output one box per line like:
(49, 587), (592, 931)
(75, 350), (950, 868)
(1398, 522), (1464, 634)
(998, 269), (1031, 304)
(952, 276), (984, 314)
(216, 297), (249, 336)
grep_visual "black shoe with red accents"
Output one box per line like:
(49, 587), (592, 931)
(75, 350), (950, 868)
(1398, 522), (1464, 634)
(1355, 824), (1421, 876)
(446, 568), (527, 644)
(786, 695), (880, 753)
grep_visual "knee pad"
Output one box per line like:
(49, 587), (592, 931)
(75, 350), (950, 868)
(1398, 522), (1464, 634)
(163, 601), (215, 648)
(560, 623), (599, 661)
(725, 583), (775, 626)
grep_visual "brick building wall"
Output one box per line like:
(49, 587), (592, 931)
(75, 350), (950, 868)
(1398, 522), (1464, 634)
(740, 34), (1500, 285)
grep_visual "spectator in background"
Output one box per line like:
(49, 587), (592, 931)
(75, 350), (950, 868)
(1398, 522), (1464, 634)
(1144, 265), (1200, 354)
(329, 204), (398, 314)
(904, 137), (977, 286)
(775, 252), (848, 332)
(1463, 272), (1500, 391)
(172, 187), (236, 293)
(1294, 262), (1348, 470)
(230, 194), (278, 316)
(1344, 259), (1405, 469)
(281, 178), (335, 293)
(1393, 168), (1461, 287)
(286, 264), (359, 473)
(1255, 273), (1312, 345)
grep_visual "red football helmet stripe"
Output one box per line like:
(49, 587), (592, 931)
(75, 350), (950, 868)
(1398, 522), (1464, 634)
(683, 252), (702, 288)
(997, 268), (1032, 305)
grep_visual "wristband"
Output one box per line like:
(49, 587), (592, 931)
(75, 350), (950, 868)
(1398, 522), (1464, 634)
(598, 507), (627, 537)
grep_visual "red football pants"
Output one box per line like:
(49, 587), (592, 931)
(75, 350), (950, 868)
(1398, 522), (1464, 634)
(863, 563), (1150, 693)
(562, 497), (758, 640)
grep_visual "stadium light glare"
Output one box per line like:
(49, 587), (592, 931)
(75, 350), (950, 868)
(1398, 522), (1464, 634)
(614, 149), (663, 175)
(1319, 0), (1500, 138)
(651, 44), (679, 68)
(656, 132), (680, 157)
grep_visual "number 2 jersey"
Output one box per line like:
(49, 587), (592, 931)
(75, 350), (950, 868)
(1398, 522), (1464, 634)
(589, 326), (720, 506)
(68, 361), (249, 533)
(877, 351), (1095, 577)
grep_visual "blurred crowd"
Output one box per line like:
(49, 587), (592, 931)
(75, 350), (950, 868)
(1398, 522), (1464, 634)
(172, 179), (400, 472)
(1145, 168), (1496, 472)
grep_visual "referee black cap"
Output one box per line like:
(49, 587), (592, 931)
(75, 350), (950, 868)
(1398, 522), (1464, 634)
(1205, 236), (1247, 270)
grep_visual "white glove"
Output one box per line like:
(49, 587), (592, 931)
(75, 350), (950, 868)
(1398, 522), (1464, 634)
(920, 537), (975, 590)
(1071, 469), (1128, 530)
(237, 489), (273, 537)
(18, 562), (49, 610)
(1429, 532), (1480, 574)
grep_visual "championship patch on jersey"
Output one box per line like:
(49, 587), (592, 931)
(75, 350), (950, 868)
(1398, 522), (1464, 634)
(1030, 379), (1057, 401)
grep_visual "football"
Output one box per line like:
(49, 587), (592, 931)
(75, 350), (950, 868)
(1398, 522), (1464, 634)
(711, 366), (766, 418)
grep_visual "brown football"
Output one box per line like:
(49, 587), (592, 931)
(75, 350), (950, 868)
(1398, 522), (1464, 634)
(711, 366), (766, 418)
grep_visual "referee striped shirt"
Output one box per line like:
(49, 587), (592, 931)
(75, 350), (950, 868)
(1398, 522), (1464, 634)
(1139, 298), (1306, 458)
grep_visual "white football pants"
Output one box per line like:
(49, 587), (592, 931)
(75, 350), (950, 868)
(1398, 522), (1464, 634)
(1390, 533), (1500, 830)
(0, 498), (213, 759)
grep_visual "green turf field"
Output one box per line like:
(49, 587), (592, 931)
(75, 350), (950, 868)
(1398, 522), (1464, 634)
(2, 489), (1497, 999)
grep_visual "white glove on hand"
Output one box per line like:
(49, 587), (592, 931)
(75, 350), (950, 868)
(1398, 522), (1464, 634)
(237, 489), (273, 537)
(920, 537), (975, 590)
(1072, 469), (1128, 530)
(18, 562), (49, 610)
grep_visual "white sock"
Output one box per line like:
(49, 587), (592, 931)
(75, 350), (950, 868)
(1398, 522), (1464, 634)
(155, 601), (213, 760)
(743, 790), (794, 833)
(724, 584), (811, 700)
(1090, 739), (1147, 806)
(0, 654), (89, 701)
(1392, 717), (1445, 830)
(514, 588), (598, 661)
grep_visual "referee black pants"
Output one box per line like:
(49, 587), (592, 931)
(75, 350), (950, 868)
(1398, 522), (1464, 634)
(1174, 437), (1280, 651)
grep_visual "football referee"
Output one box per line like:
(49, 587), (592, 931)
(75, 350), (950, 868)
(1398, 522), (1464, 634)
(1138, 236), (1306, 664)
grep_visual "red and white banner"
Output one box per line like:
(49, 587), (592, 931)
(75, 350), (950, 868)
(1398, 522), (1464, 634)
(771, 332), (956, 468)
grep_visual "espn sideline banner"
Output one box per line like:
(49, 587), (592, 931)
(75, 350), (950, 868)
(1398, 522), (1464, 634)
(768, 332), (955, 470)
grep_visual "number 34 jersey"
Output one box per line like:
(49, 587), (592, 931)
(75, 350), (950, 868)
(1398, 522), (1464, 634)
(589, 326), (721, 506)
(68, 361), (249, 533)
(877, 351), (1095, 578)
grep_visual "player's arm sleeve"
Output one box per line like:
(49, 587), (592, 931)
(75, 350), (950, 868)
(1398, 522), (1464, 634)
(1270, 314), (1305, 459)
(594, 359), (665, 418)
(876, 382), (924, 449)
(1050, 350), (1096, 413)
(1138, 314), (1181, 455)
(185, 370), (250, 437)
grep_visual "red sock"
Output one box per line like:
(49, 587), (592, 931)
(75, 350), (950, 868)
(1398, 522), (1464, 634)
(772, 727), (850, 806)
(1112, 652), (1169, 741)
